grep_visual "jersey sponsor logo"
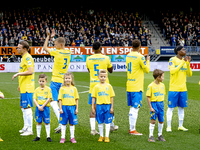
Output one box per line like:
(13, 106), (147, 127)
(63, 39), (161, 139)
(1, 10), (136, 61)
(169, 62), (173, 66)
(126, 56), (137, 60)
(91, 80), (100, 83)
(63, 94), (74, 99)
(98, 91), (109, 96)
(37, 96), (47, 100)
(175, 65), (187, 71)
(128, 78), (135, 81)
(144, 61), (146, 65)
(153, 92), (164, 97)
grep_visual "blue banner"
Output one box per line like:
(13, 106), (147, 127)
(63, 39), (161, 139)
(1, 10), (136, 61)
(160, 46), (175, 55)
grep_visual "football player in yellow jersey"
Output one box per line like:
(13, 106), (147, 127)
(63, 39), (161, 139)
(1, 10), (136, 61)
(146, 69), (166, 142)
(126, 39), (150, 135)
(33, 74), (52, 142)
(91, 69), (115, 143)
(0, 91), (4, 141)
(43, 28), (71, 133)
(166, 46), (192, 132)
(86, 41), (118, 135)
(58, 73), (79, 144)
(12, 41), (34, 136)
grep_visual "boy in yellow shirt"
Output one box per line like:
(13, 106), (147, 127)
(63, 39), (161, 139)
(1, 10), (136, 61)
(33, 74), (52, 142)
(86, 41), (117, 135)
(146, 69), (166, 142)
(91, 69), (115, 143)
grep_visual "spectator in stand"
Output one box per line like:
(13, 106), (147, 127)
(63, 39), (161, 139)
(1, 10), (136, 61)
(75, 37), (81, 46)
(71, 40), (76, 46)
(171, 34), (177, 46)
(141, 36), (147, 46)
(10, 52), (17, 62)
(179, 38), (185, 46)
(147, 37), (152, 46)
(186, 37), (191, 46)
(9, 37), (15, 46)
(2, 54), (8, 62)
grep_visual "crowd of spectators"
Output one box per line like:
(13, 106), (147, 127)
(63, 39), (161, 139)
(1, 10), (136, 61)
(157, 9), (200, 46)
(0, 7), (152, 47)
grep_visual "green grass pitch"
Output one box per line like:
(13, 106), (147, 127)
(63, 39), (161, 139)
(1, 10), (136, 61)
(0, 71), (200, 150)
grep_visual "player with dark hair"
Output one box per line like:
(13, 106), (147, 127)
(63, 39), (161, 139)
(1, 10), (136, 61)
(126, 39), (150, 135)
(86, 41), (118, 135)
(166, 46), (192, 132)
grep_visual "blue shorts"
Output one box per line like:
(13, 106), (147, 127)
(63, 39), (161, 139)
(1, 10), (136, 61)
(50, 81), (62, 101)
(88, 93), (96, 105)
(20, 92), (33, 108)
(96, 104), (113, 124)
(150, 101), (164, 122)
(127, 91), (143, 108)
(60, 105), (78, 125)
(168, 91), (187, 108)
(35, 106), (50, 124)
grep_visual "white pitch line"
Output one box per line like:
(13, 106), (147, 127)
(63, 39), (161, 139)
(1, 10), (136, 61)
(76, 85), (90, 88)
(3, 97), (20, 99)
(79, 90), (89, 94)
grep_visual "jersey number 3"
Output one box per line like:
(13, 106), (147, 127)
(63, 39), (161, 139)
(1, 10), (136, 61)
(63, 58), (68, 69)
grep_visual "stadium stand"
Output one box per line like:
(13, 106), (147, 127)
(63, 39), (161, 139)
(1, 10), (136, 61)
(151, 8), (200, 47)
(0, 7), (151, 47)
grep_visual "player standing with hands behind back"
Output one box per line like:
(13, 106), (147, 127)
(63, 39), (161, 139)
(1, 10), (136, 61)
(126, 39), (150, 135)
(166, 46), (192, 132)
(43, 28), (71, 133)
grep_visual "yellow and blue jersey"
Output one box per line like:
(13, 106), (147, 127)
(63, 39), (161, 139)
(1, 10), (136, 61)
(58, 86), (79, 106)
(49, 48), (71, 83)
(169, 56), (192, 91)
(19, 52), (35, 93)
(146, 82), (165, 102)
(126, 51), (150, 92)
(91, 83), (115, 104)
(86, 54), (112, 93)
(33, 86), (52, 107)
